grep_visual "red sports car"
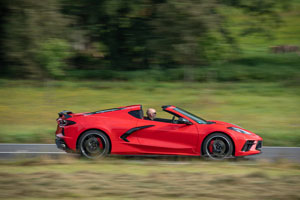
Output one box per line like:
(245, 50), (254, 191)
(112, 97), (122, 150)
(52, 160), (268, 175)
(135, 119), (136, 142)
(55, 105), (262, 159)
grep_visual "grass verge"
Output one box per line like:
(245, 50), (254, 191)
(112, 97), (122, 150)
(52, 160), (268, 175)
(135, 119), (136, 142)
(0, 157), (299, 199)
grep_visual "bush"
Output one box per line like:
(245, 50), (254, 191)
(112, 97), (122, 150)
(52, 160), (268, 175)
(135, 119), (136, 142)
(65, 53), (300, 84)
(36, 39), (72, 79)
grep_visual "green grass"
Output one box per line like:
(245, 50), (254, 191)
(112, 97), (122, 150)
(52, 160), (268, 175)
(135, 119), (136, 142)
(0, 158), (299, 199)
(0, 80), (299, 146)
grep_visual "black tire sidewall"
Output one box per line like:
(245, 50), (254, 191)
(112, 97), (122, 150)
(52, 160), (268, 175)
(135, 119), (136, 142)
(78, 130), (110, 159)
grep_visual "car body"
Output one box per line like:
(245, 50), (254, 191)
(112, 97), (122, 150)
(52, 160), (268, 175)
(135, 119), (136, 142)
(55, 105), (262, 159)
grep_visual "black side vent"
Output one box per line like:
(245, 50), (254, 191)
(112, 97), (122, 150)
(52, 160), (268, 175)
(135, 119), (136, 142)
(256, 141), (262, 151)
(121, 125), (155, 142)
(242, 140), (255, 152)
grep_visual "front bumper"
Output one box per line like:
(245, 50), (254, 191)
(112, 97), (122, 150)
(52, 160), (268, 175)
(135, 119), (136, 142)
(236, 140), (262, 157)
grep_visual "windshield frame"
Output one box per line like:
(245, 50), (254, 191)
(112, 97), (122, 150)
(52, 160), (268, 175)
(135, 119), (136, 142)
(173, 107), (207, 124)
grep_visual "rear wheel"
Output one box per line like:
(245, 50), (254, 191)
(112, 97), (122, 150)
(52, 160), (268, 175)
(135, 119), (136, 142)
(78, 130), (110, 159)
(202, 133), (233, 160)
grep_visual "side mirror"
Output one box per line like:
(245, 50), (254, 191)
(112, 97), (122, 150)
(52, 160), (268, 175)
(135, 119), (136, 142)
(178, 117), (192, 125)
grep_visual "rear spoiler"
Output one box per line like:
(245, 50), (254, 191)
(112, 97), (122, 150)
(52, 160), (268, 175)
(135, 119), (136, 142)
(58, 110), (73, 119)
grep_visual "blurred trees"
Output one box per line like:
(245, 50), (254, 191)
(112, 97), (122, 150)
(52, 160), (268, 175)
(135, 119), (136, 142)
(62, 1), (232, 69)
(0, 0), (69, 79)
(0, 0), (288, 80)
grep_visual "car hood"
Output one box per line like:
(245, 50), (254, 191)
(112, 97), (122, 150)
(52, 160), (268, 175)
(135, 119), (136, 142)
(207, 120), (241, 128)
(207, 120), (262, 140)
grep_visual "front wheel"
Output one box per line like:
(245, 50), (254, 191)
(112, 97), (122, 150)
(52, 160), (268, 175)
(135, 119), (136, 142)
(202, 133), (234, 160)
(78, 130), (110, 159)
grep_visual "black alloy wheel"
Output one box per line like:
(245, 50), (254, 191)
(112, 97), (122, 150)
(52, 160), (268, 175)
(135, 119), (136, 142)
(202, 133), (233, 160)
(78, 130), (110, 159)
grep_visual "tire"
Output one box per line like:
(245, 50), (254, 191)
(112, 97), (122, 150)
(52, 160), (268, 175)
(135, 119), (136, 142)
(202, 133), (233, 160)
(78, 130), (110, 159)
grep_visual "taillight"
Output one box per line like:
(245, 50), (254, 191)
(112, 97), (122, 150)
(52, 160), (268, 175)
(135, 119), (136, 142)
(58, 119), (76, 127)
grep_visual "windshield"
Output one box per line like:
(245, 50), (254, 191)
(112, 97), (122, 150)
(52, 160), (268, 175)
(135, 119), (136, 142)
(173, 107), (207, 124)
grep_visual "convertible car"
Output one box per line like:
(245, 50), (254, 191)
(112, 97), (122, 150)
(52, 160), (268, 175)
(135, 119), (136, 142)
(55, 105), (262, 159)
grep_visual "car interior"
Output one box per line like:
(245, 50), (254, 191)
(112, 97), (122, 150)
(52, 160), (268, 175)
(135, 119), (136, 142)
(128, 105), (181, 124)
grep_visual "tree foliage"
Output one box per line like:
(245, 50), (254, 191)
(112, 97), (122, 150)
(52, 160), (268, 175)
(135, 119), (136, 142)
(1, 0), (69, 78)
(0, 0), (288, 79)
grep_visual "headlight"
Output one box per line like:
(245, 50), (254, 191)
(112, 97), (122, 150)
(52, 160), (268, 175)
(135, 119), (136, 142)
(228, 127), (252, 135)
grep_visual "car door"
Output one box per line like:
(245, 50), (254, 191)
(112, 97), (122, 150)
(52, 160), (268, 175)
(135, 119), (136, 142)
(135, 119), (199, 155)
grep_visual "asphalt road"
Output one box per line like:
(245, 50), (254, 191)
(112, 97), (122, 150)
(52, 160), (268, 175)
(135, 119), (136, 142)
(0, 144), (300, 162)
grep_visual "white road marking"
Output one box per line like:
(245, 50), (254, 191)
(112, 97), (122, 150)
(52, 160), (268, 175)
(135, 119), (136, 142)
(262, 146), (300, 149)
